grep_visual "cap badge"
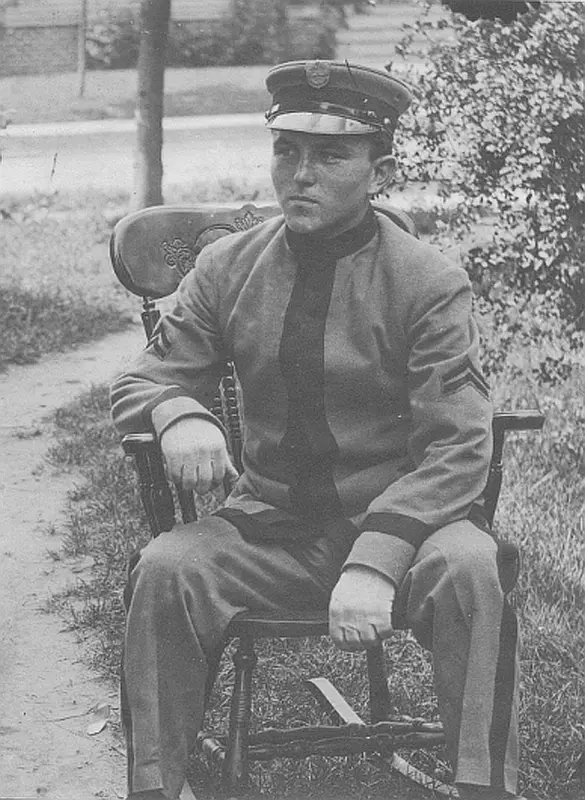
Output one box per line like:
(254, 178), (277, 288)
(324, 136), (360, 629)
(305, 60), (331, 89)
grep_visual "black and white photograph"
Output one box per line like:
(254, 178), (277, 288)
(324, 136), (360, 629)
(0, 2), (583, 799)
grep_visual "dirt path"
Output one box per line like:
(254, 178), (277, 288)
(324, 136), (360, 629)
(0, 324), (143, 799)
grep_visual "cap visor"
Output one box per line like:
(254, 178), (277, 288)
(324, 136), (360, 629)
(266, 112), (378, 135)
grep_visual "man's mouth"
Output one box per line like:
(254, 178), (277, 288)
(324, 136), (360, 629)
(288, 196), (318, 204)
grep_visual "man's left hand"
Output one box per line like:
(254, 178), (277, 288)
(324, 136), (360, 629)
(329, 565), (396, 651)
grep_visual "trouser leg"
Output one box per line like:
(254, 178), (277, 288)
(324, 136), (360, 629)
(122, 516), (342, 799)
(396, 521), (519, 796)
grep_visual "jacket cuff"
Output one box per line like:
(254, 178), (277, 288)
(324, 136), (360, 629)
(148, 391), (226, 440)
(343, 531), (416, 588)
(361, 512), (433, 549)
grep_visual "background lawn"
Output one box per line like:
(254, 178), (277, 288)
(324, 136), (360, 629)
(0, 65), (271, 126)
(0, 190), (135, 370)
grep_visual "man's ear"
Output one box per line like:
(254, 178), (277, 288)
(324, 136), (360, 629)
(368, 155), (396, 197)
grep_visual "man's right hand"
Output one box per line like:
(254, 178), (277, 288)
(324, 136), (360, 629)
(159, 417), (239, 495)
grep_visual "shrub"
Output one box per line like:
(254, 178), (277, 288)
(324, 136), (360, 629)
(86, 10), (140, 70)
(86, 1), (338, 70)
(475, 289), (584, 384)
(165, 21), (233, 69)
(392, 1), (585, 381)
(228, 0), (284, 65)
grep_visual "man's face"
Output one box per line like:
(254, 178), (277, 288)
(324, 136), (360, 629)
(270, 129), (393, 238)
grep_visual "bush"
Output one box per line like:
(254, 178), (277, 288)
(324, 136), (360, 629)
(86, 10), (140, 70)
(475, 289), (584, 384)
(228, 0), (285, 65)
(392, 1), (585, 382)
(165, 21), (233, 69)
(86, 1), (338, 70)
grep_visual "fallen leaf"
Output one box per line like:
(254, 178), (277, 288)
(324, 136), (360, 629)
(179, 781), (198, 800)
(87, 702), (110, 735)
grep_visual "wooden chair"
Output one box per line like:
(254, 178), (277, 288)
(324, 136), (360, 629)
(110, 202), (544, 798)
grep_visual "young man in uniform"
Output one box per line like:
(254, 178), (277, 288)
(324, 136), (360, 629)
(111, 60), (521, 800)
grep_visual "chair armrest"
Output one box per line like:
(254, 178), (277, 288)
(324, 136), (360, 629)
(484, 410), (545, 526)
(122, 433), (176, 536)
(122, 431), (159, 454)
(123, 433), (198, 534)
(492, 410), (545, 436)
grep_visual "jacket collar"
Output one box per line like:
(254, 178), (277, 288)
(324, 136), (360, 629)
(285, 204), (378, 262)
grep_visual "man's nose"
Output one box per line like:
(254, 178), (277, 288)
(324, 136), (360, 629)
(293, 151), (316, 185)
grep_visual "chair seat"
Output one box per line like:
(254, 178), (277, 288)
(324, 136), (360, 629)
(228, 608), (329, 639)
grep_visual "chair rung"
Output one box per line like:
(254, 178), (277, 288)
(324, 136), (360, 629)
(245, 731), (446, 760)
(248, 735), (397, 760)
(198, 719), (446, 763)
(254, 719), (444, 743)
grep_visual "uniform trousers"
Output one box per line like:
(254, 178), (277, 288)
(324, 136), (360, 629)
(122, 515), (519, 799)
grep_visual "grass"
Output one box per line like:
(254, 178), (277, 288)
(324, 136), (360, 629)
(0, 284), (130, 369)
(0, 190), (135, 369)
(46, 361), (585, 799)
(0, 65), (271, 125)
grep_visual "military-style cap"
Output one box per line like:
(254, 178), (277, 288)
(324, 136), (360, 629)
(265, 60), (413, 138)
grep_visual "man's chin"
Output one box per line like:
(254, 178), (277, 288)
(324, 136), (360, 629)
(283, 213), (324, 236)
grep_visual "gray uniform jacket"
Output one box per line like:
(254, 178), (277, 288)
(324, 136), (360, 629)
(111, 208), (493, 589)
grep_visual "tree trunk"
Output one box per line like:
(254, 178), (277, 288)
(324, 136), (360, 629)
(132, 0), (172, 211)
(274, 0), (290, 61)
(77, 0), (88, 98)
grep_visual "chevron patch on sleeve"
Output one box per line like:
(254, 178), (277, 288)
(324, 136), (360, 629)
(145, 321), (172, 360)
(441, 356), (490, 401)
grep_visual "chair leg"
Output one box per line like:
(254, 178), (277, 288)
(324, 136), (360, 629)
(366, 643), (390, 723)
(222, 634), (257, 796)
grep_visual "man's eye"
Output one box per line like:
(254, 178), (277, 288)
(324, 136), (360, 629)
(321, 151), (344, 162)
(274, 145), (295, 157)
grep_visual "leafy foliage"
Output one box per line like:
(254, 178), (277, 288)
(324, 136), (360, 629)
(440, 1), (541, 23)
(392, 1), (585, 382)
(86, 1), (337, 70)
(86, 10), (140, 70)
(228, 0), (286, 65)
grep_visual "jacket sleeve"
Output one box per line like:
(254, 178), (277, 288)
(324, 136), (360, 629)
(110, 246), (228, 441)
(344, 264), (493, 588)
